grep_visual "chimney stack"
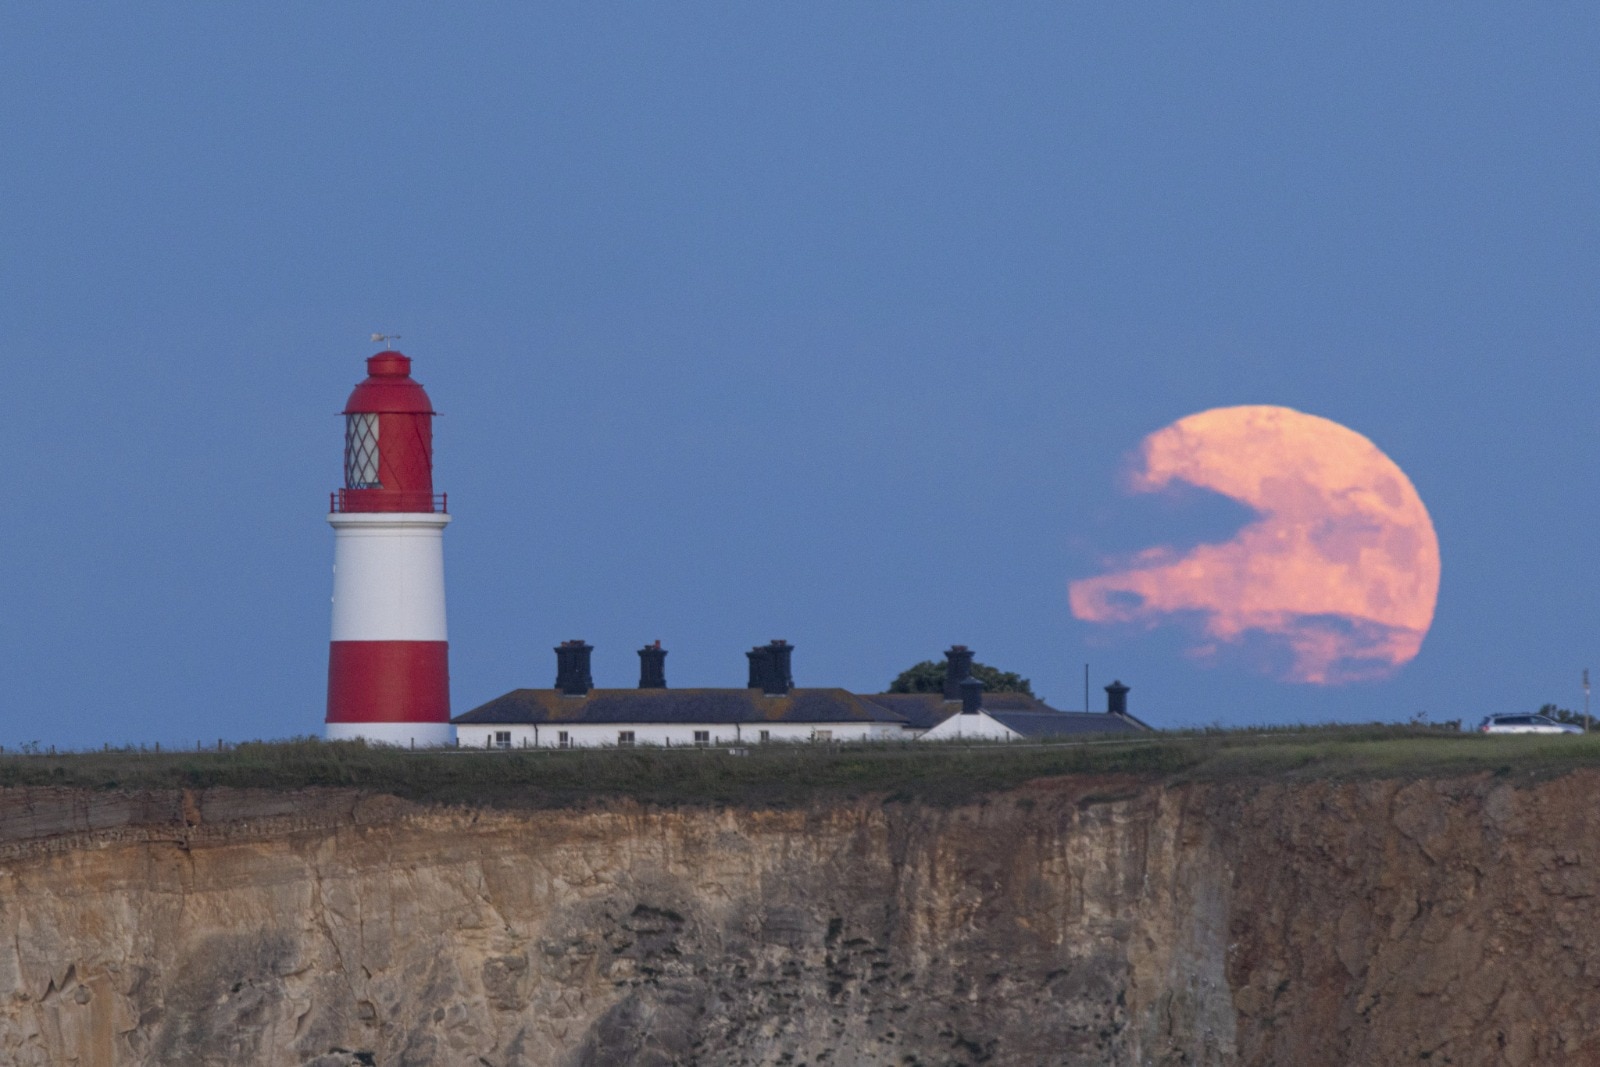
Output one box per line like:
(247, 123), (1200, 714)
(746, 640), (794, 696)
(1105, 680), (1129, 716)
(555, 640), (593, 696)
(960, 675), (985, 715)
(638, 641), (667, 689)
(943, 645), (975, 701)
(766, 640), (793, 695)
(746, 645), (770, 689)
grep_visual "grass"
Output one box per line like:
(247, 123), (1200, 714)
(3, 726), (1600, 809)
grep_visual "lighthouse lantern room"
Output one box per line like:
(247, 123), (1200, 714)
(325, 350), (454, 746)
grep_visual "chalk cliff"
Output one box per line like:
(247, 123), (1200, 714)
(0, 771), (1596, 1066)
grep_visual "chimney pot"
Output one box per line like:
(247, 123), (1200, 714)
(638, 642), (668, 689)
(1105, 680), (1129, 716)
(555, 640), (594, 696)
(943, 645), (975, 701)
(766, 640), (793, 695)
(747, 640), (793, 696)
(746, 645), (771, 689)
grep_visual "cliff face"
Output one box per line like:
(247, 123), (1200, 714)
(0, 771), (1595, 1067)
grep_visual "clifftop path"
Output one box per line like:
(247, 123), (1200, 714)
(0, 770), (1596, 1066)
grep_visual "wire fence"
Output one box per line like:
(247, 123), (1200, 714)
(0, 720), (1471, 760)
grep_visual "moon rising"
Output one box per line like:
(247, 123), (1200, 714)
(1069, 405), (1440, 684)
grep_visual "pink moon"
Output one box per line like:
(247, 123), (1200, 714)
(1069, 405), (1441, 684)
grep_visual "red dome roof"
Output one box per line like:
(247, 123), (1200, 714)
(342, 351), (437, 415)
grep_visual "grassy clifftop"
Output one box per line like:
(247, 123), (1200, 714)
(2, 727), (1599, 807)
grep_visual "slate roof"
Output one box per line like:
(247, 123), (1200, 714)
(986, 709), (1146, 738)
(854, 695), (937, 729)
(863, 692), (1060, 729)
(865, 692), (1152, 735)
(453, 688), (907, 727)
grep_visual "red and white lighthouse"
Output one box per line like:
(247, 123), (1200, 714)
(325, 349), (453, 746)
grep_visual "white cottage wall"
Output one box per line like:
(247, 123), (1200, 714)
(457, 721), (904, 750)
(917, 711), (1019, 741)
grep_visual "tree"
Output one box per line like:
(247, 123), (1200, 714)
(1538, 703), (1587, 729)
(887, 659), (1034, 697)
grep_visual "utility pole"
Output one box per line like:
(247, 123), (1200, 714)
(1585, 669), (1591, 734)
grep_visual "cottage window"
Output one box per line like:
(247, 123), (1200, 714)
(494, 731), (511, 749)
(558, 731), (570, 749)
(759, 730), (770, 743)
(618, 731), (635, 747)
(693, 730), (710, 747)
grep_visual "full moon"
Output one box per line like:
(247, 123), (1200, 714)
(1069, 405), (1440, 684)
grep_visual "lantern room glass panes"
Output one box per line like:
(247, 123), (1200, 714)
(344, 414), (381, 488)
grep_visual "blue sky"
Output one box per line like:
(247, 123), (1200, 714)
(2, 4), (1596, 746)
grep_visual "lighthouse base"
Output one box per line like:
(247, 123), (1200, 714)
(325, 721), (456, 748)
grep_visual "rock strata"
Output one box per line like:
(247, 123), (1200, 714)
(0, 772), (1596, 1065)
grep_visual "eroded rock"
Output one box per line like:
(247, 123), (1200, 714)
(0, 772), (1594, 1065)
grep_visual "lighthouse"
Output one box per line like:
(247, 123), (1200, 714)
(325, 349), (453, 746)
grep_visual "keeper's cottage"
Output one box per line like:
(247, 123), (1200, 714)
(453, 642), (1150, 749)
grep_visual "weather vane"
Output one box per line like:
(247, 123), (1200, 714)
(371, 332), (401, 348)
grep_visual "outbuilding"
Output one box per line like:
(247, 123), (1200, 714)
(914, 677), (1149, 741)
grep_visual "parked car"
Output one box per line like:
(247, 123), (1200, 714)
(1477, 714), (1583, 735)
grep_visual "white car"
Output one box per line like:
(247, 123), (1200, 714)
(1477, 714), (1582, 735)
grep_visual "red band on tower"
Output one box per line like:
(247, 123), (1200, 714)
(326, 641), (450, 724)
